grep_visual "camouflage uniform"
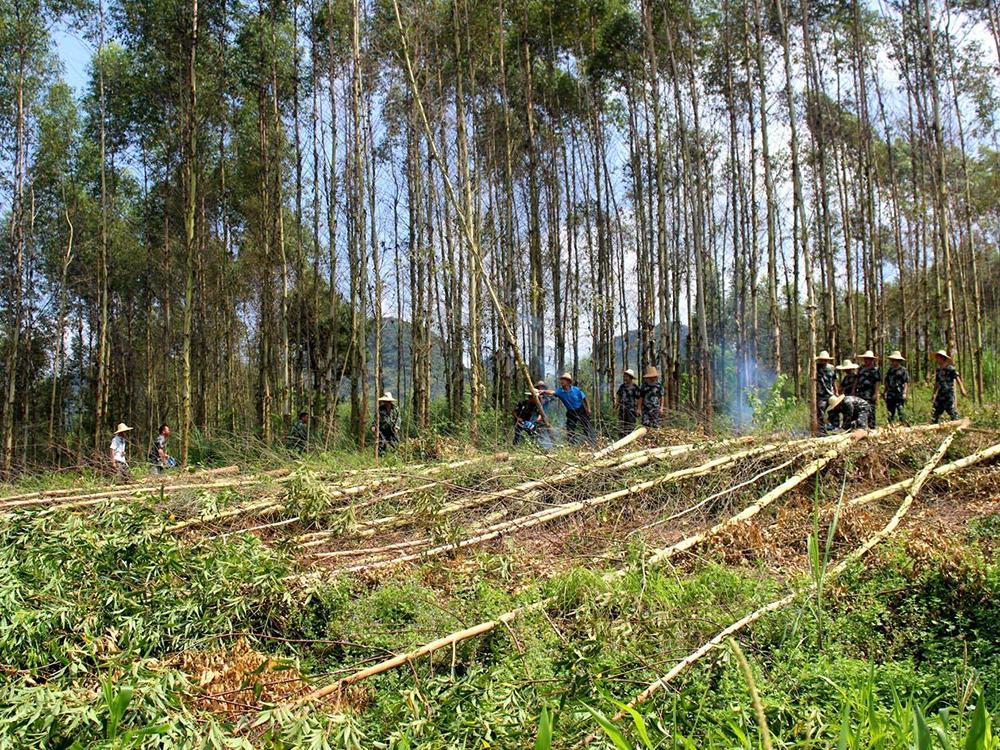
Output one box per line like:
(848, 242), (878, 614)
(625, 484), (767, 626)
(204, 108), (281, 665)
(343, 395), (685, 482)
(839, 371), (858, 397)
(816, 363), (836, 429)
(830, 395), (872, 430)
(616, 382), (641, 435)
(373, 405), (401, 452)
(883, 366), (909, 424)
(286, 420), (308, 452)
(933, 365), (960, 423)
(855, 365), (881, 428)
(639, 382), (664, 428)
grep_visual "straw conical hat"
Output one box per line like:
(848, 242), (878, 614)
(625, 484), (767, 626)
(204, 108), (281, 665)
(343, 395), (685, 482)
(827, 394), (845, 412)
(378, 391), (396, 403)
(887, 350), (905, 361)
(643, 366), (659, 378)
(815, 350), (833, 361)
(623, 368), (636, 379)
(859, 350), (876, 360)
(932, 349), (952, 361)
(114, 423), (133, 434)
(835, 359), (858, 371)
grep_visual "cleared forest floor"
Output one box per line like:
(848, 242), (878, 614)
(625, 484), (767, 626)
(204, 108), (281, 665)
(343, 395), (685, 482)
(2, 420), (1000, 748)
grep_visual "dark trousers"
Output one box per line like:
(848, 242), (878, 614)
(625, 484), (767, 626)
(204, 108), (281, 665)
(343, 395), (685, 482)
(566, 407), (595, 445)
(864, 398), (877, 428)
(817, 397), (831, 429)
(377, 427), (399, 452)
(933, 395), (958, 423)
(618, 409), (637, 437)
(641, 411), (662, 429)
(886, 397), (906, 424)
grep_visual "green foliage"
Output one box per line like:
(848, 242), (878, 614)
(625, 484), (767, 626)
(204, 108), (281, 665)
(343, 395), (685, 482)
(747, 374), (798, 430)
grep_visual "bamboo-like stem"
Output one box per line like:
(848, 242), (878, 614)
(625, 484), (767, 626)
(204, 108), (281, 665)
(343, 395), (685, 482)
(729, 638), (774, 750)
(164, 501), (286, 534)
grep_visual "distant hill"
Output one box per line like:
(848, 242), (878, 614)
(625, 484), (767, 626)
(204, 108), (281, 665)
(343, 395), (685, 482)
(611, 324), (689, 371)
(363, 318), (452, 401)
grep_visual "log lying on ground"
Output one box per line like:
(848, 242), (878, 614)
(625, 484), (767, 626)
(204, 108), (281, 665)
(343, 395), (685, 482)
(580, 427), (963, 745)
(163, 500), (287, 534)
(590, 427), (648, 459)
(286, 433), (863, 706)
(0, 464), (244, 506)
(316, 439), (810, 571)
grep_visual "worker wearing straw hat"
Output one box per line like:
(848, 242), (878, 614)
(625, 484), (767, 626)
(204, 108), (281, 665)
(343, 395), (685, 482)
(826, 394), (872, 431)
(372, 392), (401, 452)
(109, 422), (133, 483)
(883, 351), (910, 424)
(638, 366), (665, 428)
(855, 350), (880, 428)
(614, 368), (641, 436)
(543, 372), (595, 445)
(512, 388), (544, 447)
(815, 351), (836, 430)
(836, 359), (859, 397)
(931, 350), (967, 423)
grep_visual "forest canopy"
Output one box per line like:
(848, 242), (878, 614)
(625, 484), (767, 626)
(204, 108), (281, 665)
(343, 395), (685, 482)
(1, 0), (998, 471)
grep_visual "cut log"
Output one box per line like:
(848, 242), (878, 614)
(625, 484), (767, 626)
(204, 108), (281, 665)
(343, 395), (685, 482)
(590, 427), (647, 459)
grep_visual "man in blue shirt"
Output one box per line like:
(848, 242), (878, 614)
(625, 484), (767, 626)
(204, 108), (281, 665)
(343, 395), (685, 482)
(545, 372), (595, 445)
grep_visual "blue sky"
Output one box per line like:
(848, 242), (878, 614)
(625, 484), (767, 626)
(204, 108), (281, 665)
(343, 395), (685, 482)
(52, 26), (93, 95)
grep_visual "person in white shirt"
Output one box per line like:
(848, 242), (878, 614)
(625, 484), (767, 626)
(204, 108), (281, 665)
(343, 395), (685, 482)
(109, 423), (133, 483)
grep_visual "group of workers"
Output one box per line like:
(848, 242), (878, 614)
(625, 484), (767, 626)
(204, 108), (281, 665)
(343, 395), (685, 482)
(512, 366), (668, 446)
(108, 392), (405, 480)
(108, 422), (173, 481)
(816, 348), (967, 430)
(104, 347), (966, 477)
